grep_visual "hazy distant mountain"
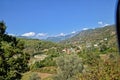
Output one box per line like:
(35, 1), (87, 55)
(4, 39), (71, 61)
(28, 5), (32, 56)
(17, 36), (31, 39)
(45, 32), (79, 42)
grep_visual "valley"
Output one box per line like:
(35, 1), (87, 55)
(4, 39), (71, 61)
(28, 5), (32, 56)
(0, 21), (120, 80)
(19, 25), (119, 80)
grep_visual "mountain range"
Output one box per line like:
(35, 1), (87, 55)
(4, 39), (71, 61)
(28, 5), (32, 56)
(45, 31), (79, 42)
(60, 25), (117, 50)
(17, 25), (117, 46)
(45, 25), (117, 44)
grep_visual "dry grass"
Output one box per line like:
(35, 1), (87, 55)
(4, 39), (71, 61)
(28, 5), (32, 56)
(38, 72), (53, 80)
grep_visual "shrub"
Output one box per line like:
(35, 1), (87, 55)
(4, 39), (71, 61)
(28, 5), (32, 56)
(80, 53), (120, 80)
(54, 54), (83, 80)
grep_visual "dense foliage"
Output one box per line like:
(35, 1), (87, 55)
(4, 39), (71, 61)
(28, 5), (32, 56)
(0, 21), (29, 80)
(78, 53), (120, 80)
(54, 54), (83, 80)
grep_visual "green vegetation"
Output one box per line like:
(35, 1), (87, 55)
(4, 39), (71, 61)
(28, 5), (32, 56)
(0, 21), (29, 80)
(0, 21), (120, 80)
(61, 25), (118, 53)
(29, 72), (41, 80)
(78, 53), (120, 80)
(54, 54), (83, 80)
(30, 56), (56, 71)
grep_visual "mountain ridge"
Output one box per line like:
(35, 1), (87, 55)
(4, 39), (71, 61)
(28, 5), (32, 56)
(60, 25), (117, 47)
(45, 32), (79, 42)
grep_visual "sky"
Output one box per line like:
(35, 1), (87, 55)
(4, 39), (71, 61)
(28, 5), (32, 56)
(0, 0), (118, 39)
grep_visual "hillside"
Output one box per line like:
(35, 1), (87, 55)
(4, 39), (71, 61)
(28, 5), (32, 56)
(19, 25), (119, 80)
(19, 25), (118, 55)
(61, 25), (116, 44)
(59, 25), (118, 54)
(18, 38), (64, 55)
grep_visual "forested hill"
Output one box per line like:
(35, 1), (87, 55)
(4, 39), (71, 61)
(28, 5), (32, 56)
(44, 25), (116, 44)
(19, 25), (118, 57)
(61, 25), (117, 45)
(19, 25), (118, 55)
(18, 38), (66, 56)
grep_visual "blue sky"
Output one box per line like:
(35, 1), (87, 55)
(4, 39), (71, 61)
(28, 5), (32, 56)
(0, 0), (118, 38)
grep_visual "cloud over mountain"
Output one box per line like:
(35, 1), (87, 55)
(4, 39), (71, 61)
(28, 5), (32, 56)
(58, 33), (66, 36)
(71, 31), (76, 34)
(36, 33), (47, 37)
(21, 32), (36, 37)
(82, 28), (89, 30)
(98, 21), (110, 27)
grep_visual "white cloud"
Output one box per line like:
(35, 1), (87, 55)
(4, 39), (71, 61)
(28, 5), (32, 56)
(82, 28), (89, 30)
(104, 24), (110, 26)
(98, 21), (110, 27)
(59, 33), (66, 36)
(98, 21), (103, 25)
(21, 32), (35, 37)
(71, 31), (76, 34)
(56, 33), (66, 36)
(36, 33), (47, 37)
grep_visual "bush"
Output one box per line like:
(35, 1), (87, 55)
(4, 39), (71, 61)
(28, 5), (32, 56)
(54, 54), (83, 80)
(30, 56), (56, 70)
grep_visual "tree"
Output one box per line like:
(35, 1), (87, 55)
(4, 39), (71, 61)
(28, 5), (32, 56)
(0, 21), (30, 80)
(0, 21), (6, 35)
(54, 54), (83, 80)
